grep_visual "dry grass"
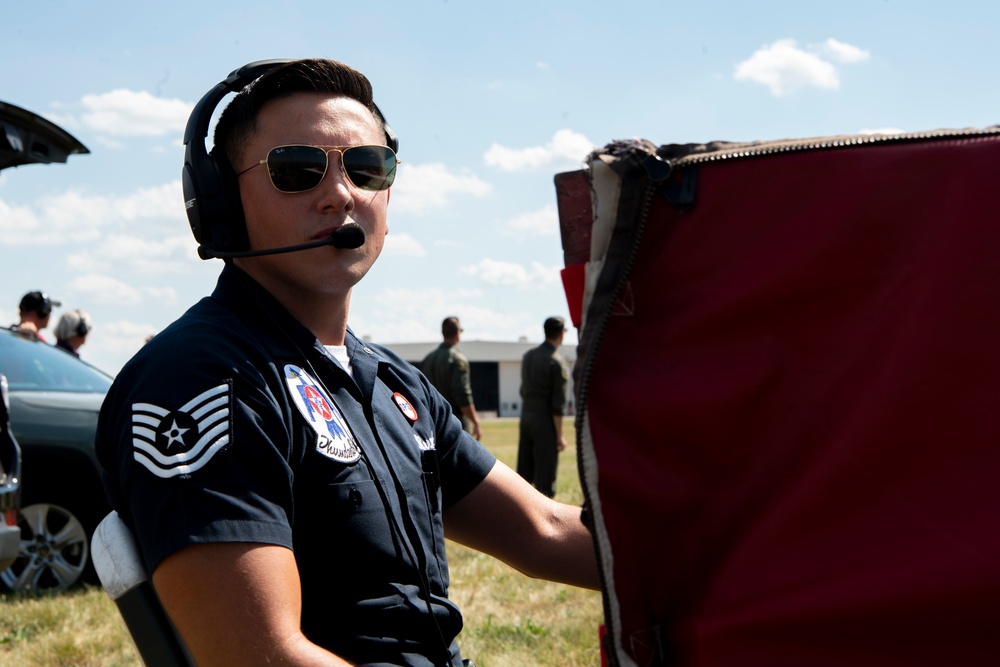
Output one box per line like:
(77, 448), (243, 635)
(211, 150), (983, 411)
(0, 418), (602, 666)
(448, 418), (603, 667)
(0, 586), (136, 667)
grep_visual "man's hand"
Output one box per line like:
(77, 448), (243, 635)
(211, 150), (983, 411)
(460, 404), (482, 440)
(553, 415), (566, 452)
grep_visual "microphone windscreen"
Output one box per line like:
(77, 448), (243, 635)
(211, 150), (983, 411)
(329, 224), (366, 249)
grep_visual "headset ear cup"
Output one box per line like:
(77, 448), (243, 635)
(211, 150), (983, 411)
(183, 147), (248, 256)
(182, 160), (207, 245)
(206, 147), (248, 252)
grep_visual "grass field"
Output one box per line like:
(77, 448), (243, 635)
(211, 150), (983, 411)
(0, 418), (604, 667)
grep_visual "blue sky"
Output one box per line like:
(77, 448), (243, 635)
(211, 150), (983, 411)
(2, 1), (998, 374)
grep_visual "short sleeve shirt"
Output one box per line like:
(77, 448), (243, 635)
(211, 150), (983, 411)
(96, 266), (496, 666)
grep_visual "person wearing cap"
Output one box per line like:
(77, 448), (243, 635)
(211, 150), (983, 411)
(517, 317), (569, 498)
(54, 309), (93, 357)
(14, 291), (61, 342)
(421, 316), (482, 440)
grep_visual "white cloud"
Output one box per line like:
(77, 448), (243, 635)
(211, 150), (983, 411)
(88, 318), (162, 374)
(383, 232), (427, 257)
(536, 61), (550, 70)
(66, 233), (197, 275)
(504, 204), (558, 238)
(69, 274), (144, 306)
(67, 274), (180, 309)
(459, 258), (560, 288)
(0, 181), (185, 246)
(734, 38), (869, 96)
(0, 190), (105, 244)
(355, 286), (539, 344)
(817, 38), (871, 64)
(484, 129), (594, 172)
(389, 163), (491, 214)
(79, 89), (193, 137)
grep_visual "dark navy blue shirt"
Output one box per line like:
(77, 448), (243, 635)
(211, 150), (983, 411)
(97, 265), (496, 666)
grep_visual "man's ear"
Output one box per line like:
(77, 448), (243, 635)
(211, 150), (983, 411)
(386, 188), (391, 205)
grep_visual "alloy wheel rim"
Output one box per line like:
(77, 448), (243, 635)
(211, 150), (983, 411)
(0, 503), (88, 592)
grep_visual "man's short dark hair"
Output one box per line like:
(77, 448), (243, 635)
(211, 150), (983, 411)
(213, 58), (380, 171)
(442, 317), (461, 338)
(544, 316), (566, 339)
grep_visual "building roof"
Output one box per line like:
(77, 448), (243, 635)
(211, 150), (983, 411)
(383, 339), (577, 364)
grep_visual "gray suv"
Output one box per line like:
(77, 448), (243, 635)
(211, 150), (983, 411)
(0, 327), (111, 591)
(0, 373), (23, 573)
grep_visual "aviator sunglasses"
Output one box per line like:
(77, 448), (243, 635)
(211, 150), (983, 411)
(238, 144), (400, 193)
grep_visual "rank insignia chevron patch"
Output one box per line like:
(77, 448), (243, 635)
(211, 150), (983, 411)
(131, 382), (232, 479)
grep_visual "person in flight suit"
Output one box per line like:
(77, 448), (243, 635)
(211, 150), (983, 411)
(96, 59), (597, 667)
(421, 316), (482, 440)
(516, 316), (569, 498)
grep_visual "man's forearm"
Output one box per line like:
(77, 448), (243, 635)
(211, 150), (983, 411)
(460, 404), (480, 424)
(460, 404), (482, 439)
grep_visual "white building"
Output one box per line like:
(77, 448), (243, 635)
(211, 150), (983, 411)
(382, 339), (576, 419)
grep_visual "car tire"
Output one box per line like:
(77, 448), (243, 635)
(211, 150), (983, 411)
(0, 502), (90, 592)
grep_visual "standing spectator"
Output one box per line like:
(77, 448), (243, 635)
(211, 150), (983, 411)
(13, 291), (61, 342)
(54, 309), (93, 357)
(421, 316), (482, 440)
(517, 316), (569, 497)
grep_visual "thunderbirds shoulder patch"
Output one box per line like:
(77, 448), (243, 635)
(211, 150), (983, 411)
(131, 382), (231, 479)
(284, 364), (361, 463)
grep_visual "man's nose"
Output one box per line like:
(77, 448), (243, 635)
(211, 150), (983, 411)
(315, 152), (354, 210)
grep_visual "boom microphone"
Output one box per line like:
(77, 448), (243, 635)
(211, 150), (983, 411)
(199, 223), (366, 259)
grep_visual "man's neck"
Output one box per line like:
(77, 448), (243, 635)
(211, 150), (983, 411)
(234, 264), (351, 346)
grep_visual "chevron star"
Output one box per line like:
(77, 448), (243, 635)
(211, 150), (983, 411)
(161, 419), (190, 450)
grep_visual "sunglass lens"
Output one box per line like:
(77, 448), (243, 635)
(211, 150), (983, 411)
(267, 145), (328, 193)
(343, 146), (397, 191)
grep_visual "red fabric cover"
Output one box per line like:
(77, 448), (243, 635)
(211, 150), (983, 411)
(586, 136), (1000, 665)
(561, 264), (586, 328)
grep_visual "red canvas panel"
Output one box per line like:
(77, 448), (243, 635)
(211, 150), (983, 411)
(562, 131), (1000, 666)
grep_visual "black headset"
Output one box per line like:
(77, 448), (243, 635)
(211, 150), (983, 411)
(75, 316), (90, 338)
(182, 59), (399, 260)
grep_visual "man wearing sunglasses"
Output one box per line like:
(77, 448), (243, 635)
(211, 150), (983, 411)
(97, 58), (598, 667)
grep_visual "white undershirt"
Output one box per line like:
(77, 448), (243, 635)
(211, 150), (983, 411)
(324, 345), (353, 378)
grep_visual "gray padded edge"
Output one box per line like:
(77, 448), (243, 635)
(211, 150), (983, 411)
(91, 511), (149, 601)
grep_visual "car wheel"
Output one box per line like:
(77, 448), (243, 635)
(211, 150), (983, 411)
(0, 503), (90, 592)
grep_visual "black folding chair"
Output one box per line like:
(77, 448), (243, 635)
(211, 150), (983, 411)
(91, 511), (194, 667)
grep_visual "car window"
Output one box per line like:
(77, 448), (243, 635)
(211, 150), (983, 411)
(0, 329), (112, 393)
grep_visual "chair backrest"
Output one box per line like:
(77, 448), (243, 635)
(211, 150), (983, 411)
(92, 511), (195, 667)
